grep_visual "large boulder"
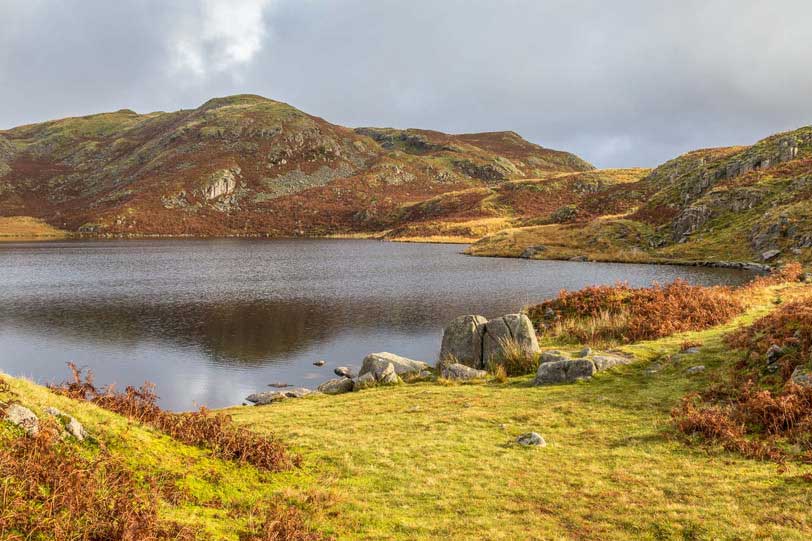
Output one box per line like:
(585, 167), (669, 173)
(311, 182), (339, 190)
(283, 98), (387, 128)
(439, 315), (487, 368)
(440, 362), (488, 381)
(375, 362), (401, 385)
(534, 359), (595, 385)
(317, 378), (354, 395)
(482, 314), (540, 367)
(5, 404), (39, 436)
(359, 352), (430, 380)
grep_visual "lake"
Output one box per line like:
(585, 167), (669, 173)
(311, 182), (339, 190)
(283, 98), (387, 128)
(0, 239), (753, 410)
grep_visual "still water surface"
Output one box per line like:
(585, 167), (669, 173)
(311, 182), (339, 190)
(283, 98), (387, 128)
(0, 239), (753, 410)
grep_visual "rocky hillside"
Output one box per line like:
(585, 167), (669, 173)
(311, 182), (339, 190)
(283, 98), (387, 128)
(469, 126), (812, 266)
(0, 95), (593, 237)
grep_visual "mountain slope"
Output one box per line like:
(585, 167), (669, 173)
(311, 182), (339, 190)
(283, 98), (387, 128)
(0, 95), (593, 237)
(469, 126), (812, 266)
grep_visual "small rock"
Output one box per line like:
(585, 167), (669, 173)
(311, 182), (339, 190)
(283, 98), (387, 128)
(761, 249), (781, 261)
(267, 382), (291, 388)
(591, 354), (632, 371)
(516, 432), (546, 447)
(440, 362), (488, 381)
(44, 407), (88, 441)
(575, 347), (593, 358)
(569, 255), (588, 262)
(540, 350), (570, 363)
(766, 344), (783, 365)
(334, 366), (354, 379)
(534, 359), (595, 385)
(681, 347), (701, 355)
(313, 360), (326, 367)
(686, 365), (706, 375)
(5, 404), (39, 436)
(791, 366), (812, 387)
(246, 387), (312, 405)
(317, 378), (354, 395)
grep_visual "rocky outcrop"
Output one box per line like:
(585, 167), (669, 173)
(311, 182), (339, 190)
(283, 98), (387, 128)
(202, 167), (239, 200)
(791, 366), (812, 387)
(359, 352), (430, 380)
(533, 350), (633, 385)
(439, 315), (487, 367)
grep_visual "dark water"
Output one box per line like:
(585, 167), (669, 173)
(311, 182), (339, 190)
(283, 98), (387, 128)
(0, 239), (753, 410)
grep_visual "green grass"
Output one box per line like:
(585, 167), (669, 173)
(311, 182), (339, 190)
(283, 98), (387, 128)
(5, 283), (812, 539)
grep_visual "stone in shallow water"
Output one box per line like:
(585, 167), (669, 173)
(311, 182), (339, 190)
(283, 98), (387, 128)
(516, 432), (546, 446)
(246, 387), (313, 405)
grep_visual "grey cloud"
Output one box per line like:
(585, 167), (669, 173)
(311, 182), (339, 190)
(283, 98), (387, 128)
(1, 0), (810, 167)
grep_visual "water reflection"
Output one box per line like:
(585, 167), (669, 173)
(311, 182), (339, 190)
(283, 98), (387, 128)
(0, 239), (754, 409)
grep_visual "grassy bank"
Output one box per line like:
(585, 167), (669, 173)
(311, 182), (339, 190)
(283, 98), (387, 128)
(4, 281), (812, 539)
(0, 216), (69, 241)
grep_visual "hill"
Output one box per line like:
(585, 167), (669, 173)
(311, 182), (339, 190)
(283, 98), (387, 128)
(0, 95), (593, 238)
(469, 126), (812, 266)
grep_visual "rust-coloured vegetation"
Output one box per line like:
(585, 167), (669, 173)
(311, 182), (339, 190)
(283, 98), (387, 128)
(50, 363), (300, 472)
(528, 280), (743, 345)
(0, 410), (196, 540)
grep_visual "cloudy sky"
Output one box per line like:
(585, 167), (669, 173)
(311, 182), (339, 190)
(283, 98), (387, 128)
(1, 0), (810, 168)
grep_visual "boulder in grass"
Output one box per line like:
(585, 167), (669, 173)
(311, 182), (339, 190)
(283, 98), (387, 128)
(359, 352), (430, 379)
(591, 354), (632, 371)
(246, 387), (313, 405)
(45, 407), (88, 441)
(516, 432), (546, 446)
(5, 404), (38, 436)
(439, 315), (488, 368)
(317, 378), (354, 395)
(375, 362), (401, 385)
(440, 362), (488, 381)
(534, 359), (595, 385)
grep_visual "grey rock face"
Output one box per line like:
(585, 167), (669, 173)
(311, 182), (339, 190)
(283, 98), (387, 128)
(317, 378), (354, 395)
(439, 315), (487, 368)
(534, 359), (596, 385)
(766, 344), (783, 366)
(334, 366), (354, 379)
(246, 387), (313, 405)
(791, 366), (812, 387)
(440, 362), (488, 381)
(481, 314), (541, 366)
(375, 362), (401, 385)
(5, 404), (38, 436)
(575, 347), (593, 358)
(516, 432), (546, 446)
(359, 352), (430, 379)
